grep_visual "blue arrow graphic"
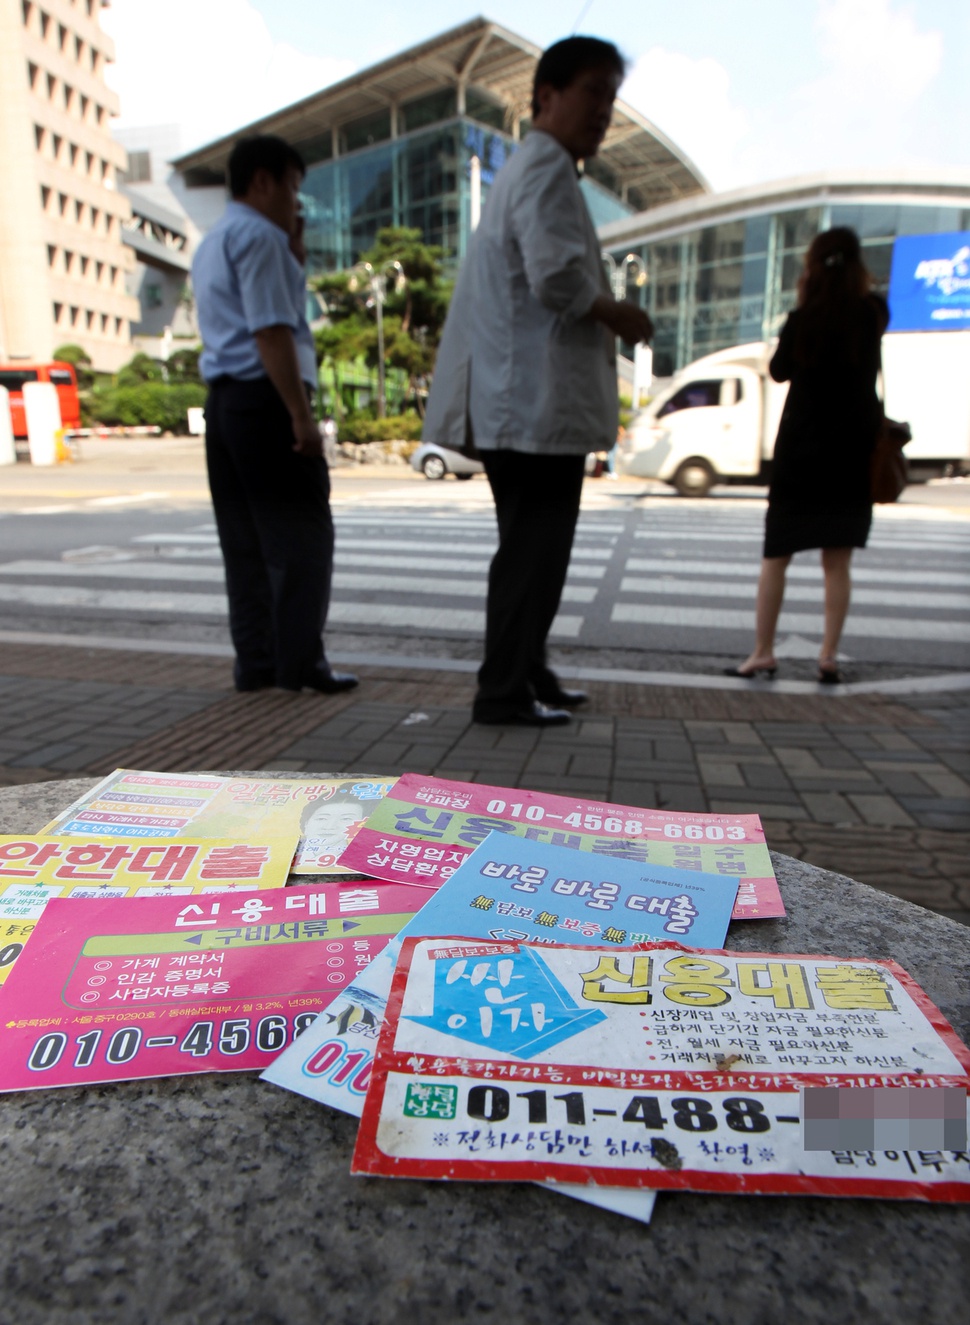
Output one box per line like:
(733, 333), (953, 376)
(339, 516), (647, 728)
(405, 945), (606, 1059)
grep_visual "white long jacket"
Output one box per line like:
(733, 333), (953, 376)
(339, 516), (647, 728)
(423, 131), (617, 456)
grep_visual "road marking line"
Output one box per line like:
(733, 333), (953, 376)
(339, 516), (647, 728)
(611, 602), (970, 642)
(618, 576), (970, 611)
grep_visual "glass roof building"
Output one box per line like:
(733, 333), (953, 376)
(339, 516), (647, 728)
(172, 17), (710, 278)
(599, 172), (970, 378)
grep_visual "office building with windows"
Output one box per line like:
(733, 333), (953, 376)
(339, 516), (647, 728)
(600, 171), (970, 378)
(0, 0), (140, 370)
(172, 17), (710, 280)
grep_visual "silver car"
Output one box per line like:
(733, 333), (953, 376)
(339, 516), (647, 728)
(411, 441), (484, 481)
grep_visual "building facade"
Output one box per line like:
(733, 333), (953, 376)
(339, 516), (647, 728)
(173, 18), (709, 281)
(600, 173), (970, 378)
(0, 0), (140, 371)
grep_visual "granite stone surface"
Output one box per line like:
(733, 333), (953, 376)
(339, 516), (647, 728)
(1, 779), (968, 1324)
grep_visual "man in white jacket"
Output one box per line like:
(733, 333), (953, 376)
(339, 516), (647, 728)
(423, 37), (653, 726)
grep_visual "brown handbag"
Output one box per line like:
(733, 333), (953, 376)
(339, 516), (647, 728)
(871, 365), (911, 504)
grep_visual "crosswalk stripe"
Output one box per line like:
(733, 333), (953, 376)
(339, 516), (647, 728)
(0, 583), (228, 614)
(633, 528), (970, 554)
(332, 572), (597, 603)
(0, 581), (584, 638)
(626, 557), (970, 586)
(0, 560), (599, 601)
(611, 602), (970, 643)
(618, 576), (970, 611)
(330, 602), (582, 637)
(130, 533), (616, 561)
(0, 560), (224, 584)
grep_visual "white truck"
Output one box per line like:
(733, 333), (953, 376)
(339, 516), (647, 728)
(617, 331), (970, 496)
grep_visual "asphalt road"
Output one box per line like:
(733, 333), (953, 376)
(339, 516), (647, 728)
(0, 443), (968, 688)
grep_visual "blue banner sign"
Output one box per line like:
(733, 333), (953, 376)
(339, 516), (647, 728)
(888, 231), (970, 332)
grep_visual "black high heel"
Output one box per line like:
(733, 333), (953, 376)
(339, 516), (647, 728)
(723, 663), (777, 679)
(817, 659), (842, 685)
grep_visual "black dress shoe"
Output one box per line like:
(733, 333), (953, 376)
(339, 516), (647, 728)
(536, 687), (588, 708)
(473, 701), (571, 727)
(306, 669), (359, 694)
(280, 669), (359, 694)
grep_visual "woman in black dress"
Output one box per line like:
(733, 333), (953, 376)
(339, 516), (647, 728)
(726, 227), (889, 684)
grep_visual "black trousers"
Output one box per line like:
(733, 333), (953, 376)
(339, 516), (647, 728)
(474, 450), (586, 716)
(204, 377), (334, 689)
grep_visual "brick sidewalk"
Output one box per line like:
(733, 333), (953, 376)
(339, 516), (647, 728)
(1, 640), (967, 925)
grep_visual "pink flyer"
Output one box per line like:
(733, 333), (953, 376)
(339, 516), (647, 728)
(0, 880), (430, 1091)
(338, 774), (782, 919)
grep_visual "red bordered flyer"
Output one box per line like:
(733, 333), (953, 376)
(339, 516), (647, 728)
(352, 938), (970, 1202)
(338, 774), (782, 919)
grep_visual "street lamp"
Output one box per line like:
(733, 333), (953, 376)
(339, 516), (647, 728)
(601, 250), (648, 302)
(601, 251), (652, 408)
(348, 259), (406, 419)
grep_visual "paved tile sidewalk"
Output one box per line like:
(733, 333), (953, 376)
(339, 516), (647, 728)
(1, 640), (967, 925)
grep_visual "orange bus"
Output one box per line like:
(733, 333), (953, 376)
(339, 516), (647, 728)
(0, 361), (81, 438)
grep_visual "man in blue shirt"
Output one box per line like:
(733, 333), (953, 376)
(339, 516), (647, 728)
(192, 135), (356, 694)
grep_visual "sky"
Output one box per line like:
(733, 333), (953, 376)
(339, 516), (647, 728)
(100, 0), (969, 191)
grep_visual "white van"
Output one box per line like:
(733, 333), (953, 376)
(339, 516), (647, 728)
(618, 332), (970, 495)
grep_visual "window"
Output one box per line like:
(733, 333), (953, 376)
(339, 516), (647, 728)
(63, 250), (74, 273)
(145, 283), (163, 309)
(69, 143), (78, 167)
(70, 306), (79, 327)
(52, 132), (62, 159)
(85, 310), (94, 329)
(657, 380), (725, 417)
(40, 184), (51, 210)
(0, 369), (40, 391)
(39, 9), (50, 39)
(100, 313), (109, 333)
(58, 192), (68, 216)
(49, 370), (73, 386)
(75, 199), (84, 221)
(95, 260), (103, 281)
(21, 2), (33, 28)
(121, 150), (151, 184)
(114, 317), (123, 336)
(401, 89), (457, 133)
(34, 124), (45, 150)
(58, 23), (67, 50)
(80, 94), (88, 120)
(53, 302), (63, 324)
(47, 73), (57, 100)
(46, 244), (57, 266)
(27, 61), (39, 90)
(80, 255), (89, 276)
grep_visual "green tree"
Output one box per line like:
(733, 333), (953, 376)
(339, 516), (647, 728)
(166, 346), (203, 383)
(312, 226), (452, 419)
(116, 352), (164, 388)
(53, 343), (94, 390)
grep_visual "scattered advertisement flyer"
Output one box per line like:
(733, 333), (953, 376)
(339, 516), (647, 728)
(338, 773), (779, 919)
(39, 768), (394, 875)
(263, 833), (740, 1223)
(352, 937), (970, 1203)
(0, 833), (297, 986)
(0, 880), (431, 1091)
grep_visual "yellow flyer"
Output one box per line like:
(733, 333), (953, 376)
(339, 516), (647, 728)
(39, 769), (394, 875)
(0, 833), (296, 986)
